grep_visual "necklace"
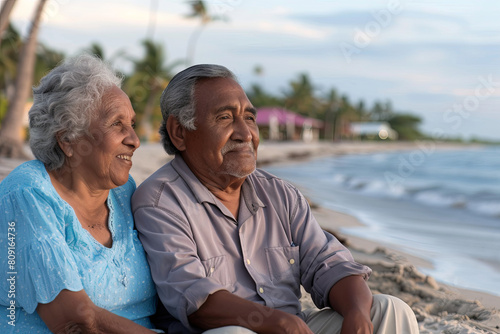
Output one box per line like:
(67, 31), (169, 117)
(87, 223), (106, 230)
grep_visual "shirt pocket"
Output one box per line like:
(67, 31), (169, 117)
(201, 255), (233, 286)
(265, 246), (300, 286)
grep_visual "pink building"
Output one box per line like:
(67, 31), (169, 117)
(256, 107), (324, 142)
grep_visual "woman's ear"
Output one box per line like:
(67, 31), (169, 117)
(166, 116), (187, 152)
(56, 133), (74, 157)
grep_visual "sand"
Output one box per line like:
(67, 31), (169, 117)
(1, 141), (499, 333)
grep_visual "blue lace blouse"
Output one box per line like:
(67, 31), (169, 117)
(0, 160), (157, 333)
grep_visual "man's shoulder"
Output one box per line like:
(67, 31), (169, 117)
(250, 168), (295, 190)
(132, 161), (182, 207)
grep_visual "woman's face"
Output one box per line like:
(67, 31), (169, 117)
(69, 86), (140, 190)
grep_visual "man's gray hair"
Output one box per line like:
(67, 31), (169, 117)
(159, 64), (237, 155)
(29, 54), (122, 170)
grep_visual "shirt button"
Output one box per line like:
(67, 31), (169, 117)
(210, 267), (215, 273)
(289, 259), (295, 265)
(259, 287), (264, 294)
(246, 259), (251, 265)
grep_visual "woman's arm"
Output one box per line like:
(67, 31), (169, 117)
(37, 289), (156, 334)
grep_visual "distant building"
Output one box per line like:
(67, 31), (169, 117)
(349, 122), (398, 140)
(256, 107), (324, 142)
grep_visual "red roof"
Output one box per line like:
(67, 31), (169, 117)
(256, 107), (324, 128)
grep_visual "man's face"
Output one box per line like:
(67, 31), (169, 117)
(181, 77), (259, 184)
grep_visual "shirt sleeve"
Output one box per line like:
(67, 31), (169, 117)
(133, 205), (227, 331)
(0, 188), (84, 314)
(287, 184), (372, 309)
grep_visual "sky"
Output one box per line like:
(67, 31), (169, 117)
(8, 0), (500, 140)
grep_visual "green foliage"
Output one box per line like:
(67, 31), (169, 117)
(283, 73), (320, 118)
(123, 39), (182, 141)
(246, 70), (426, 141)
(0, 17), (436, 144)
(0, 95), (7, 124)
(0, 24), (21, 95)
(1, 23), (65, 95)
(387, 113), (422, 141)
(370, 100), (393, 121)
(34, 44), (65, 85)
(246, 83), (283, 108)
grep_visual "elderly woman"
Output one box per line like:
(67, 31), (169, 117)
(0, 55), (159, 333)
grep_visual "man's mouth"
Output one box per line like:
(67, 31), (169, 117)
(221, 142), (254, 155)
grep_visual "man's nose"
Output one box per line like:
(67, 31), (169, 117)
(231, 117), (253, 142)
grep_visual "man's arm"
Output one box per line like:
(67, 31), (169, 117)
(328, 275), (373, 334)
(37, 289), (156, 334)
(188, 290), (313, 334)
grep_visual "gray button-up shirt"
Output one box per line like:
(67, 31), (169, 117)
(132, 155), (371, 332)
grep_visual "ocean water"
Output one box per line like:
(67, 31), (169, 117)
(263, 145), (500, 297)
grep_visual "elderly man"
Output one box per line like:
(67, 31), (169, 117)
(132, 64), (419, 334)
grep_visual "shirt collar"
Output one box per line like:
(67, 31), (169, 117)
(171, 154), (217, 205)
(171, 154), (265, 216)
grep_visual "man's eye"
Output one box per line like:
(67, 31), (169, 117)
(131, 123), (136, 129)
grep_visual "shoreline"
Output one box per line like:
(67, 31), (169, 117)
(256, 141), (500, 332)
(1, 141), (499, 332)
(312, 205), (500, 332)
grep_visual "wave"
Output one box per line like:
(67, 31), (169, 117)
(331, 173), (500, 219)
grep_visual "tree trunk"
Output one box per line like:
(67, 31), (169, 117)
(186, 24), (205, 66)
(139, 87), (159, 142)
(0, 0), (47, 159)
(0, 0), (16, 47)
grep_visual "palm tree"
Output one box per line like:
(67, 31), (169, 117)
(0, 0), (48, 158)
(283, 73), (319, 118)
(370, 100), (393, 121)
(322, 88), (339, 141)
(0, 0), (16, 47)
(0, 24), (21, 102)
(34, 44), (65, 83)
(82, 42), (125, 69)
(87, 42), (106, 60)
(246, 83), (283, 108)
(124, 40), (181, 141)
(185, 0), (223, 65)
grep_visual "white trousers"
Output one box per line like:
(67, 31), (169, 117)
(202, 294), (419, 334)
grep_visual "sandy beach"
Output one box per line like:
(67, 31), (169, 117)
(1, 141), (499, 333)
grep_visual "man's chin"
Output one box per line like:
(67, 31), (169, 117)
(221, 164), (256, 179)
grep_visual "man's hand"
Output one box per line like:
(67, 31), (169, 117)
(340, 310), (373, 334)
(188, 290), (313, 333)
(264, 309), (313, 334)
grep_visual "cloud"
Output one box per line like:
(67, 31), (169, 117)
(290, 8), (468, 28)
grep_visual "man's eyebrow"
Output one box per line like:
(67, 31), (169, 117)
(215, 105), (257, 115)
(216, 105), (237, 113)
(246, 107), (257, 115)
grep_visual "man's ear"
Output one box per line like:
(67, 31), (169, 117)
(56, 133), (74, 157)
(166, 116), (187, 152)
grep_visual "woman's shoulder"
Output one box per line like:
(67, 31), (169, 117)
(0, 160), (50, 194)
